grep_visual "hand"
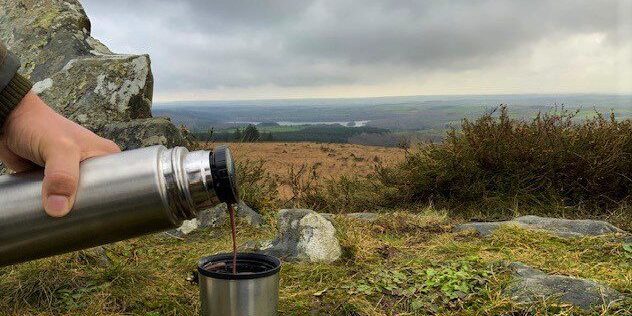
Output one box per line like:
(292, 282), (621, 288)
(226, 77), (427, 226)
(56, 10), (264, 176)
(0, 91), (120, 217)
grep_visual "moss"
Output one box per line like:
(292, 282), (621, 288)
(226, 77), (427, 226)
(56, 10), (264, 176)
(36, 8), (60, 29)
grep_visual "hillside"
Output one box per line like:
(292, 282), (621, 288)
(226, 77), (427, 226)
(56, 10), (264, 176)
(1, 109), (631, 315)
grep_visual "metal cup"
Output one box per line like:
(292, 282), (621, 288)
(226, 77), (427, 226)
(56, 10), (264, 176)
(198, 253), (281, 316)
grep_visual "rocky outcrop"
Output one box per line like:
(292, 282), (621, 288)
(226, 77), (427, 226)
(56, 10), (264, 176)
(35, 54), (153, 130)
(507, 262), (626, 310)
(246, 209), (342, 262)
(100, 118), (185, 151)
(0, 0), (183, 153)
(455, 215), (626, 238)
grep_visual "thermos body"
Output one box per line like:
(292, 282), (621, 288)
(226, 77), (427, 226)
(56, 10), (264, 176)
(0, 145), (238, 267)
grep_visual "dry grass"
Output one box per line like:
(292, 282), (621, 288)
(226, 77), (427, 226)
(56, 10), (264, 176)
(0, 212), (629, 315)
(203, 141), (404, 179)
(199, 141), (404, 203)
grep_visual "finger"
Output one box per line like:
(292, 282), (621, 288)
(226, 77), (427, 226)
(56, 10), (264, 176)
(97, 138), (121, 154)
(41, 143), (81, 217)
(0, 149), (35, 173)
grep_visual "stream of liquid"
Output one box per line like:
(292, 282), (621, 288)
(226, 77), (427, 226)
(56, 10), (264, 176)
(228, 203), (237, 274)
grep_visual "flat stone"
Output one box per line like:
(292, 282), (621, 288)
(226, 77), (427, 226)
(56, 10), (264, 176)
(507, 262), (626, 310)
(196, 205), (228, 228)
(455, 215), (626, 238)
(204, 202), (265, 228)
(167, 202), (263, 237)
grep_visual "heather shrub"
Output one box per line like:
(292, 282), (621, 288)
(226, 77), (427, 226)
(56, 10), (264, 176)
(234, 159), (280, 213)
(377, 106), (632, 216)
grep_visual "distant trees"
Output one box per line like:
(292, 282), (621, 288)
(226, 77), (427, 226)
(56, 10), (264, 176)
(242, 124), (260, 141)
(194, 124), (389, 144)
(348, 132), (410, 147)
(261, 132), (274, 141)
(232, 129), (242, 141)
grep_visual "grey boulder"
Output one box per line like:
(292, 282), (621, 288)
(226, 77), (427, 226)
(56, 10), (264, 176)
(507, 262), (626, 310)
(455, 215), (626, 238)
(249, 209), (342, 262)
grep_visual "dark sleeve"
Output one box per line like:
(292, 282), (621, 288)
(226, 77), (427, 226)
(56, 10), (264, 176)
(0, 40), (32, 128)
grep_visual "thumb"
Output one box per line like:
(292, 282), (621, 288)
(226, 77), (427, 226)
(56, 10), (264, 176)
(41, 145), (80, 217)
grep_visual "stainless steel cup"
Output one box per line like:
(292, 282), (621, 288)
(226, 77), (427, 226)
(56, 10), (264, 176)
(198, 253), (281, 316)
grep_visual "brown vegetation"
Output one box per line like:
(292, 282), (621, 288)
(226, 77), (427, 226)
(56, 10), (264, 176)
(203, 107), (632, 229)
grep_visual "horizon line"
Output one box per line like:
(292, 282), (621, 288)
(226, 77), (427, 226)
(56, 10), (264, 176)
(153, 92), (632, 105)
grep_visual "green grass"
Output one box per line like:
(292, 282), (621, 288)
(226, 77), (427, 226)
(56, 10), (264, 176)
(0, 210), (629, 315)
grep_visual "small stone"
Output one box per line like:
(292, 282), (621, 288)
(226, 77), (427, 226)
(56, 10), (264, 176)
(167, 219), (199, 237)
(179, 219), (199, 235)
(506, 262), (626, 310)
(78, 246), (112, 267)
(235, 201), (265, 227)
(455, 215), (627, 238)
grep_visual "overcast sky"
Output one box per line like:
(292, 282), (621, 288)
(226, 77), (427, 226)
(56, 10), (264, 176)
(81, 0), (632, 102)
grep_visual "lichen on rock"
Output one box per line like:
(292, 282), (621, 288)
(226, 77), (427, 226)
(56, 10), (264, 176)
(506, 262), (626, 310)
(455, 215), (627, 238)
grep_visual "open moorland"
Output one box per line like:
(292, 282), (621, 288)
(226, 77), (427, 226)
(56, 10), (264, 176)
(0, 109), (630, 315)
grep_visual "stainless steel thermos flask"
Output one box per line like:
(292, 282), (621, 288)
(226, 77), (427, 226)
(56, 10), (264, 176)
(0, 145), (238, 267)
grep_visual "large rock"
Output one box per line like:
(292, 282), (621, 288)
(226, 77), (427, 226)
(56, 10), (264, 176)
(0, 0), (183, 152)
(507, 262), (626, 310)
(251, 209), (342, 262)
(455, 215), (626, 238)
(36, 54), (153, 130)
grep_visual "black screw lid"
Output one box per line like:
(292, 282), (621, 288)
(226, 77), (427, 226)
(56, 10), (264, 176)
(209, 145), (239, 204)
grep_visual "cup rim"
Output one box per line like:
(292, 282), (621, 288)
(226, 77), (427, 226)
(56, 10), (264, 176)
(198, 252), (281, 280)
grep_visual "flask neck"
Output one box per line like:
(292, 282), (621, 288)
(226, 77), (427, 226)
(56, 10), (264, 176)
(162, 147), (220, 221)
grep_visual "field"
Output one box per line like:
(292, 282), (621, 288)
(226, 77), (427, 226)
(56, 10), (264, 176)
(200, 141), (404, 201)
(222, 142), (404, 178)
(0, 140), (630, 315)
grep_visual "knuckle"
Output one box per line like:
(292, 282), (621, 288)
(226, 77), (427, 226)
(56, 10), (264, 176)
(105, 139), (121, 152)
(47, 137), (79, 153)
(44, 172), (78, 194)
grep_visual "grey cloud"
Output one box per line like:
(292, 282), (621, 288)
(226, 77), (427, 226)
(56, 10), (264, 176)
(81, 0), (630, 92)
